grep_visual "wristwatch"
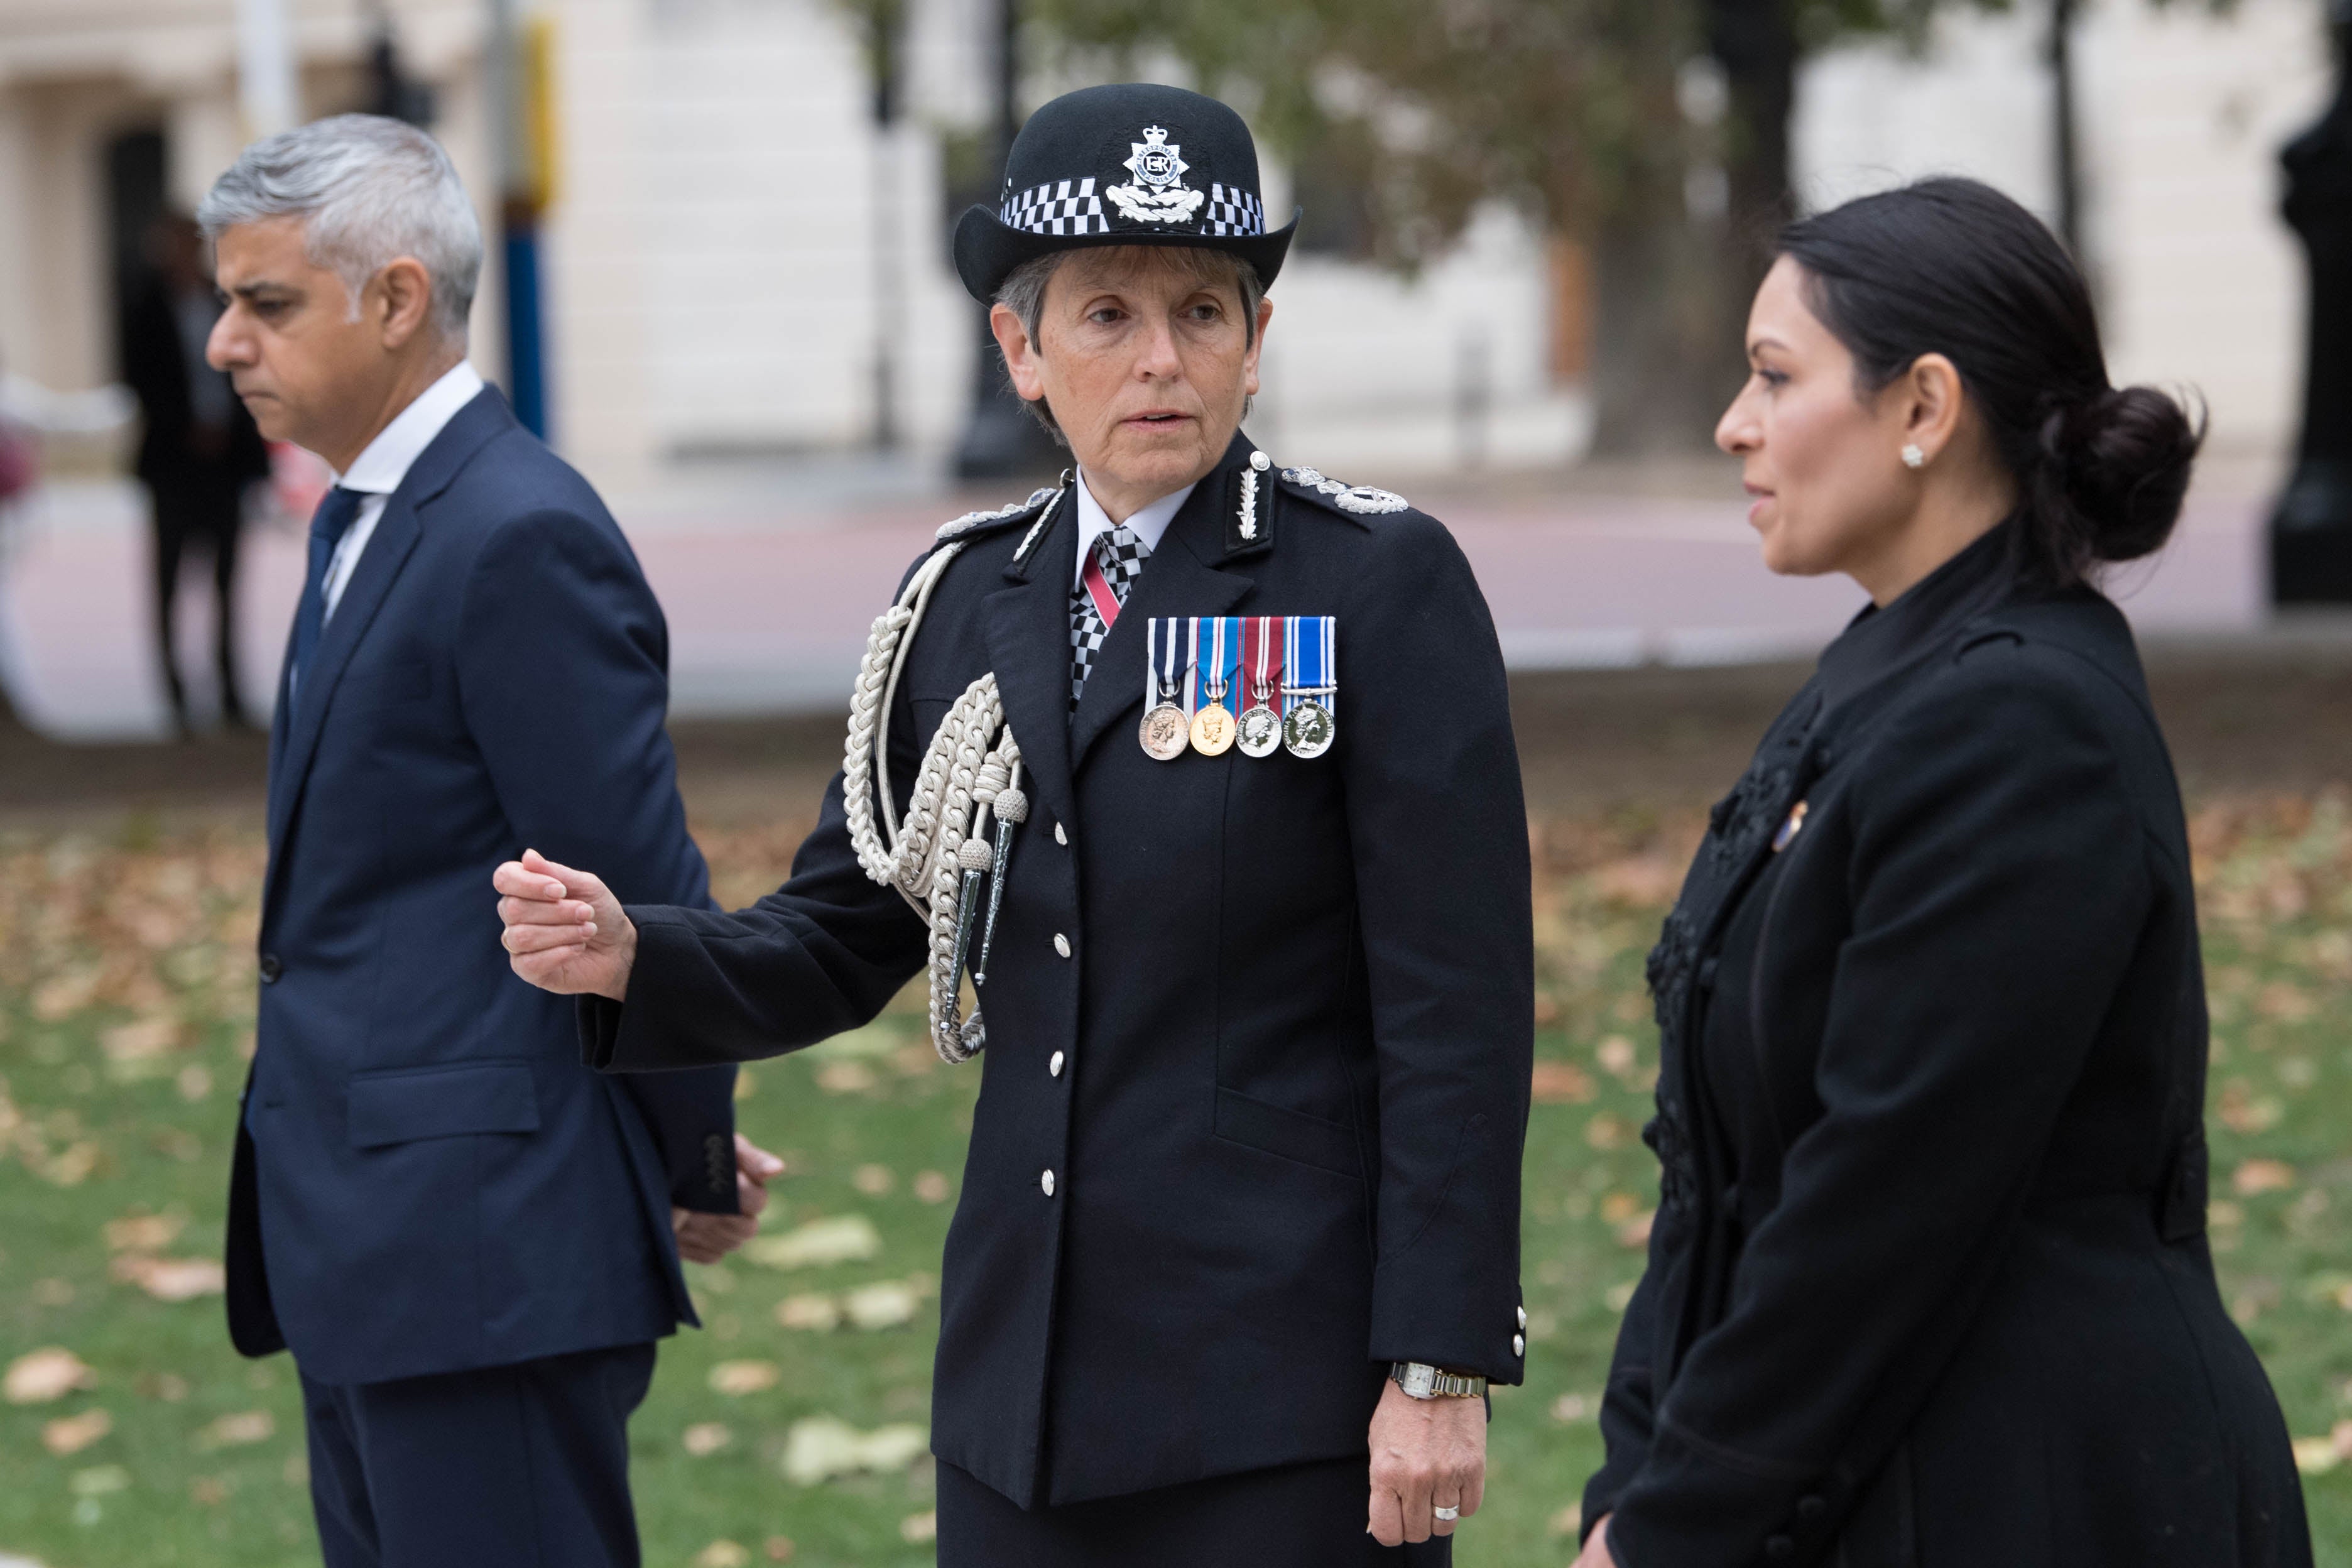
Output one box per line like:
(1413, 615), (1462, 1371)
(1391, 1361), (1488, 1400)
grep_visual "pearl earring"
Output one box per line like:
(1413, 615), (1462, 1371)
(1901, 444), (1927, 471)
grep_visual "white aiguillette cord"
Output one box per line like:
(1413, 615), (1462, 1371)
(841, 506), (1052, 1063)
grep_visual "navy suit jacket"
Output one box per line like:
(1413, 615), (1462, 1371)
(227, 386), (736, 1385)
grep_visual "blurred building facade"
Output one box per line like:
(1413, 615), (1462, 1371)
(0, 0), (2326, 494)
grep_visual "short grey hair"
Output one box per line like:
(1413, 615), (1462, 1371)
(198, 114), (482, 343)
(994, 246), (1265, 442)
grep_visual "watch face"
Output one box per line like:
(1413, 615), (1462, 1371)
(1397, 1363), (1435, 1398)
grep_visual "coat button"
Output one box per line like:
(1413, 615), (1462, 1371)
(1041, 1169), (1057, 1197)
(1054, 822), (1067, 846)
(1053, 933), (1071, 958)
(258, 953), (283, 984)
(1795, 1495), (1826, 1522)
(1516, 1305), (1528, 1330)
(1049, 1051), (1065, 1077)
(1512, 1333), (1525, 1356)
(1764, 1536), (1795, 1561)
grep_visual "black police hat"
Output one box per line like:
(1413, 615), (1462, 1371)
(952, 82), (1299, 302)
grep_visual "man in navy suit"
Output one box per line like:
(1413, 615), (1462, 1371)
(199, 115), (776, 1567)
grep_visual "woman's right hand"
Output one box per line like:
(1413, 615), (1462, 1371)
(493, 847), (636, 1001)
(1573, 1512), (1618, 1568)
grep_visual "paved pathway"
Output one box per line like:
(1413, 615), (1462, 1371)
(0, 471), (2273, 743)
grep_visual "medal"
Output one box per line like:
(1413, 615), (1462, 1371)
(1189, 616), (1238, 755)
(1236, 616), (1282, 757)
(1140, 616), (1189, 761)
(1280, 616), (1337, 759)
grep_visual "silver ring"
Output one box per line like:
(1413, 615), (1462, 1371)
(1432, 1506), (1461, 1522)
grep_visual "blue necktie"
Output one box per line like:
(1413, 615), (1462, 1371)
(291, 486), (364, 692)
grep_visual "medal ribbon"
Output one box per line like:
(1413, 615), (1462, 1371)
(1189, 617), (1241, 717)
(1280, 616), (1335, 717)
(1243, 616), (1279, 707)
(1146, 617), (1185, 709)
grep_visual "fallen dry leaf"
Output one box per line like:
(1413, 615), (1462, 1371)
(776, 1294), (842, 1332)
(2294, 1435), (2339, 1474)
(1599, 1192), (1643, 1225)
(2235, 1158), (2297, 1197)
(682, 1422), (732, 1457)
(814, 1061), (879, 1094)
(1615, 1211), (1657, 1250)
(195, 1410), (275, 1449)
(104, 1211), (187, 1253)
(1595, 856), (1681, 908)
(5, 1348), (96, 1405)
(763, 1538), (796, 1562)
(852, 1164), (895, 1195)
(913, 1170), (952, 1203)
(900, 1511), (938, 1543)
(1551, 1393), (1592, 1422)
(115, 1256), (226, 1302)
(694, 1542), (749, 1568)
(41, 1408), (112, 1456)
(1596, 1036), (1638, 1077)
(1530, 1062), (1597, 1105)
(844, 1281), (923, 1331)
(780, 1415), (928, 1486)
(2218, 1081), (2284, 1135)
(744, 1215), (881, 1270)
(1585, 1114), (1635, 1152)
(707, 1361), (780, 1396)
(1550, 1503), (1585, 1537)
(101, 1016), (182, 1064)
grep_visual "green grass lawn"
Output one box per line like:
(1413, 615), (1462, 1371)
(3, 794), (2351, 1566)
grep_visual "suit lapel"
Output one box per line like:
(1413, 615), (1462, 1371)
(984, 496), (1081, 837)
(1067, 474), (1253, 773)
(263, 388), (513, 865)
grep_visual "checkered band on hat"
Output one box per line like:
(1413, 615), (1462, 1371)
(1204, 183), (1265, 237)
(1003, 177), (1109, 236)
(1070, 525), (1150, 707)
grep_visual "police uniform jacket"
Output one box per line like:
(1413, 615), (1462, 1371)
(1582, 529), (2309, 1566)
(584, 432), (1533, 1508)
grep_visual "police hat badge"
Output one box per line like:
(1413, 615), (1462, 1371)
(952, 82), (1300, 303)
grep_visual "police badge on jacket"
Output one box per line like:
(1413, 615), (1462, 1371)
(494, 82), (1532, 1567)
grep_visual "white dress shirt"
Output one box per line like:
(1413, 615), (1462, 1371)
(321, 361), (487, 622)
(1069, 467), (1198, 591)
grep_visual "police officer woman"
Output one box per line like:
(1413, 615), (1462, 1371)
(493, 84), (1530, 1564)
(1574, 179), (2311, 1567)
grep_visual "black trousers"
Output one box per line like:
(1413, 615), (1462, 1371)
(146, 473), (248, 727)
(937, 1457), (1456, 1567)
(298, 1341), (656, 1568)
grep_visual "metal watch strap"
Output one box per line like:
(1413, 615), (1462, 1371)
(1391, 1361), (1488, 1400)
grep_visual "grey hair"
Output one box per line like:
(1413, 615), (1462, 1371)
(197, 114), (482, 343)
(994, 247), (1265, 442)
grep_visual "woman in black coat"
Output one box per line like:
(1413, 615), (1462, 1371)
(1576, 179), (2311, 1567)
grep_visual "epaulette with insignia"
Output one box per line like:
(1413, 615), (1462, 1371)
(1277, 466), (1411, 516)
(935, 484), (1060, 544)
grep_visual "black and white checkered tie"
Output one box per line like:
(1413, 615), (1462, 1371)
(1070, 524), (1149, 707)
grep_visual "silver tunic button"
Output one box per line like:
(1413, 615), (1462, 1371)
(1050, 1050), (1065, 1077)
(1054, 822), (1067, 846)
(1516, 1306), (1528, 1330)
(1512, 1333), (1526, 1356)
(1054, 933), (1071, 958)
(1042, 1168), (1057, 1197)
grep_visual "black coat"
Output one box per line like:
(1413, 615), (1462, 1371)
(584, 432), (1533, 1508)
(1584, 530), (2310, 1566)
(231, 389), (738, 1385)
(119, 281), (270, 493)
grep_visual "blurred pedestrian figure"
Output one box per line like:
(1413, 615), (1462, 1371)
(200, 114), (774, 1568)
(1575, 179), (2309, 1568)
(120, 212), (270, 734)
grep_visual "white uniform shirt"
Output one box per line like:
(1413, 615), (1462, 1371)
(1069, 466), (1197, 591)
(320, 361), (487, 623)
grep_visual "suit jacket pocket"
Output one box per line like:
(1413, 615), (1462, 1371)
(348, 1060), (540, 1149)
(1213, 1086), (1362, 1179)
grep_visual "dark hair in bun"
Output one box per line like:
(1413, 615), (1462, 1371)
(1777, 177), (2203, 589)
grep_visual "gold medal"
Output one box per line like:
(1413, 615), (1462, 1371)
(1140, 703), (1190, 761)
(1283, 699), (1335, 759)
(1236, 704), (1282, 758)
(1191, 702), (1236, 755)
